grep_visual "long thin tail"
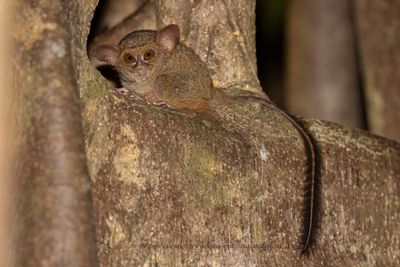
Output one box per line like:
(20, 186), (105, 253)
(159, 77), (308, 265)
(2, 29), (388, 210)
(235, 95), (317, 254)
(263, 99), (316, 255)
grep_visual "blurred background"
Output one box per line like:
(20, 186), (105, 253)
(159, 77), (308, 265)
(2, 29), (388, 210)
(257, 0), (366, 128)
(89, 0), (400, 142)
(256, 0), (400, 142)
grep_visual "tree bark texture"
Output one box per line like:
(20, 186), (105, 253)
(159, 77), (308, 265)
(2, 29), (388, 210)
(11, 0), (400, 266)
(285, 0), (363, 129)
(354, 0), (400, 141)
(12, 0), (98, 266)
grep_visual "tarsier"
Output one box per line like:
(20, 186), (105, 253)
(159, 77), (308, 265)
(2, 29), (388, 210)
(91, 24), (317, 254)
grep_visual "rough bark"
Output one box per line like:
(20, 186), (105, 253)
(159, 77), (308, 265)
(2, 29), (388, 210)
(285, 0), (363, 128)
(354, 0), (400, 141)
(11, 0), (400, 266)
(84, 92), (400, 266)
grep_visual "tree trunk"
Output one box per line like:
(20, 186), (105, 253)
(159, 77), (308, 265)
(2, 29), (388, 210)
(285, 0), (363, 129)
(354, 0), (400, 141)
(10, 0), (400, 266)
(11, 1), (99, 266)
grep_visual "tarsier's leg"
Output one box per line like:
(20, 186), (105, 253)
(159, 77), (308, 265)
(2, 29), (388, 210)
(154, 73), (211, 110)
(154, 72), (203, 99)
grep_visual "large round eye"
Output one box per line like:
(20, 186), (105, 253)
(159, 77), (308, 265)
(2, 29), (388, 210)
(123, 53), (136, 64)
(143, 49), (155, 61)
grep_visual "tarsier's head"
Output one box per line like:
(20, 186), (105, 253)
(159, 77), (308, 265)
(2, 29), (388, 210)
(91, 24), (180, 83)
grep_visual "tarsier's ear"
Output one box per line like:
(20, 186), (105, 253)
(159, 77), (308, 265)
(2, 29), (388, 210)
(90, 45), (120, 66)
(156, 24), (180, 54)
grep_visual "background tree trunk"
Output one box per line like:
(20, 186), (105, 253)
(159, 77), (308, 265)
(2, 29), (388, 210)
(285, 0), (364, 128)
(354, 0), (400, 141)
(10, 0), (400, 266)
(11, 1), (99, 266)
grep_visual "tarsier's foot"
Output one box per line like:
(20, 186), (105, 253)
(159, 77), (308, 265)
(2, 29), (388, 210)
(151, 100), (169, 107)
(116, 87), (129, 96)
(115, 87), (169, 108)
(115, 87), (145, 101)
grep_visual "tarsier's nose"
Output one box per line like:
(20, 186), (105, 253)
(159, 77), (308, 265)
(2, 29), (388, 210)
(135, 60), (147, 75)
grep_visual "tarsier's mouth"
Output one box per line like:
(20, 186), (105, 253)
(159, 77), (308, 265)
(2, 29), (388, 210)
(134, 67), (147, 76)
